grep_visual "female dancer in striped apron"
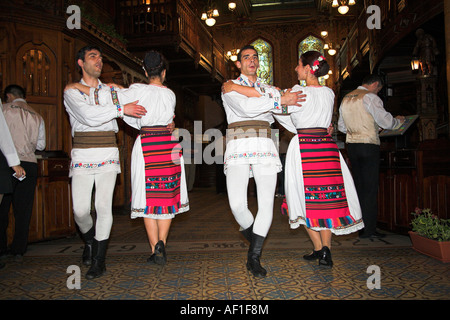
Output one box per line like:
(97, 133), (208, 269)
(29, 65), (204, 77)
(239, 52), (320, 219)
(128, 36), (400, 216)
(223, 51), (363, 267)
(282, 52), (363, 267)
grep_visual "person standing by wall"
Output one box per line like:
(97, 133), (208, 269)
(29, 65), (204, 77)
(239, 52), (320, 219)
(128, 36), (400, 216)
(0, 85), (45, 263)
(0, 98), (25, 269)
(0, 99), (25, 205)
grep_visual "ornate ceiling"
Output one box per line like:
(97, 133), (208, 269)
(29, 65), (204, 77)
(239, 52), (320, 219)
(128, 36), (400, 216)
(201, 0), (360, 26)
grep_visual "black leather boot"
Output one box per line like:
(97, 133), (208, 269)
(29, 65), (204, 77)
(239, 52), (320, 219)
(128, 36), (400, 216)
(148, 240), (167, 265)
(303, 249), (322, 261)
(246, 233), (267, 278)
(240, 224), (253, 243)
(85, 239), (108, 279)
(318, 246), (333, 267)
(81, 227), (95, 266)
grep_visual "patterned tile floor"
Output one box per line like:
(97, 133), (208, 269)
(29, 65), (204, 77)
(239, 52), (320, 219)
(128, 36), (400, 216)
(0, 188), (449, 305)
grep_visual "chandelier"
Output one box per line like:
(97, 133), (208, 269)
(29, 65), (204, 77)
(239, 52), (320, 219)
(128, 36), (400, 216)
(227, 49), (240, 62)
(226, 2), (239, 61)
(330, 0), (356, 15)
(323, 42), (337, 56)
(201, 1), (219, 27)
(327, 44), (337, 56)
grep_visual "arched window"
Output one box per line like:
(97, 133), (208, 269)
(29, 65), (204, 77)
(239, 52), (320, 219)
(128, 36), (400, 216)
(298, 35), (326, 86)
(251, 38), (273, 85)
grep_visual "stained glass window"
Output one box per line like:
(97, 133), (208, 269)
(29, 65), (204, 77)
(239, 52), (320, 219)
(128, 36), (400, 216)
(298, 35), (326, 86)
(251, 38), (273, 85)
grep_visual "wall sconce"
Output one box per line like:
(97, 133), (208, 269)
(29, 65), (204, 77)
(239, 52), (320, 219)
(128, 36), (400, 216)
(331, 0), (356, 15)
(201, 1), (219, 27)
(411, 57), (420, 71)
(321, 30), (328, 38)
(228, 1), (236, 11)
(227, 49), (240, 62)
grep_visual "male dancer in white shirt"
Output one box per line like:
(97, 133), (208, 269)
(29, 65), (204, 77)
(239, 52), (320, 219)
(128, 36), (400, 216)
(64, 45), (146, 279)
(221, 45), (303, 278)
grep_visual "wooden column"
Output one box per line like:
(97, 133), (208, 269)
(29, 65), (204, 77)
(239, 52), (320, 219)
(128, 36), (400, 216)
(446, 0), (450, 138)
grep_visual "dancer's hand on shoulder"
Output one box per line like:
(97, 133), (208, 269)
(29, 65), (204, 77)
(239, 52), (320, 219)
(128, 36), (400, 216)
(281, 89), (306, 106)
(222, 80), (235, 94)
(64, 83), (80, 91)
(124, 101), (147, 118)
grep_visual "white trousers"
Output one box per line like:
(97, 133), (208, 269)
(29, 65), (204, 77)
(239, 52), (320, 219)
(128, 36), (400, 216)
(71, 171), (117, 241)
(226, 163), (277, 237)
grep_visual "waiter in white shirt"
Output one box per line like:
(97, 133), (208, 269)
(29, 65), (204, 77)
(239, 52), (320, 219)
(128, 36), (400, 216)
(338, 74), (405, 239)
(0, 85), (45, 263)
(221, 45), (303, 278)
(0, 99), (25, 203)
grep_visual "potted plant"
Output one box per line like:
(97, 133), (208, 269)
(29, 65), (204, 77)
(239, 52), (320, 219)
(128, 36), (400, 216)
(409, 208), (450, 263)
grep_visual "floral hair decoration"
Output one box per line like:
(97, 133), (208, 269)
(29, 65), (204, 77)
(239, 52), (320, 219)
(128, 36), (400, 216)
(310, 55), (326, 75)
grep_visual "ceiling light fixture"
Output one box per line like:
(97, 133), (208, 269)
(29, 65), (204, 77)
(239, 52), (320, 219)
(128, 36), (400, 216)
(330, 0), (356, 15)
(201, 1), (219, 27)
(228, 1), (236, 11)
(327, 44), (337, 56)
(227, 49), (240, 62)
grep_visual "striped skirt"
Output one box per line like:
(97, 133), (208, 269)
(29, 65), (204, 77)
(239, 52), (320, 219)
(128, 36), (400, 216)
(282, 128), (358, 231)
(140, 126), (182, 215)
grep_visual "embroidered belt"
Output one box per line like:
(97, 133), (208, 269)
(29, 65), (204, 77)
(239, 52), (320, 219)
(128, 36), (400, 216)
(140, 125), (171, 135)
(73, 131), (117, 149)
(227, 120), (272, 140)
(297, 128), (328, 135)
